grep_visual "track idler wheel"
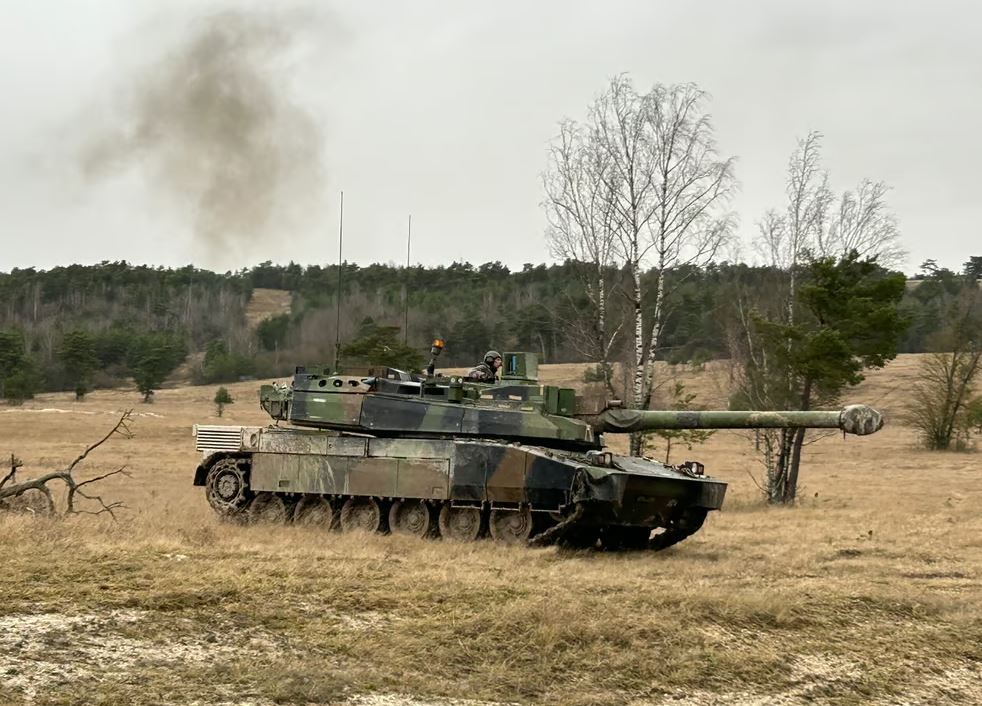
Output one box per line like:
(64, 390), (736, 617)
(248, 492), (291, 524)
(438, 505), (483, 542)
(489, 506), (535, 544)
(294, 497), (336, 528)
(389, 500), (433, 538)
(205, 457), (252, 518)
(649, 508), (709, 551)
(339, 498), (384, 533)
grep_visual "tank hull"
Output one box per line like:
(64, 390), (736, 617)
(193, 424), (726, 549)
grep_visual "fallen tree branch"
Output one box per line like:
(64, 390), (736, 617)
(0, 454), (23, 490)
(0, 410), (134, 519)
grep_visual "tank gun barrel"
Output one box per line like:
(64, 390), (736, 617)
(582, 404), (883, 437)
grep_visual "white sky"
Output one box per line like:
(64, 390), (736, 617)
(0, 0), (979, 275)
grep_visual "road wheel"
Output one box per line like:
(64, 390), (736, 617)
(489, 506), (534, 544)
(389, 500), (433, 538)
(294, 497), (335, 528)
(437, 505), (483, 542)
(339, 497), (383, 533)
(247, 493), (291, 524)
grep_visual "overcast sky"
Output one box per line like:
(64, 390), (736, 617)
(0, 1), (978, 275)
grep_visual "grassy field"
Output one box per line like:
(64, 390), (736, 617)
(1, 354), (980, 705)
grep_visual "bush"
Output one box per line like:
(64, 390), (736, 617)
(197, 340), (256, 384)
(214, 386), (234, 417)
(582, 363), (612, 384)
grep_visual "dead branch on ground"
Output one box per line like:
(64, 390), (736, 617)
(0, 410), (134, 519)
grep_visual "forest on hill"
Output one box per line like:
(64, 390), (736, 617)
(0, 256), (979, 402)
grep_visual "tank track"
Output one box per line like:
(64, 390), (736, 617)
(204, 459), (707, 551)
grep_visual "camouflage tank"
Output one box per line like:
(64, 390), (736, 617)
(192, 345), (883, 550)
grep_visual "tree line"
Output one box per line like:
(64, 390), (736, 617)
(0, 257), (977, 397)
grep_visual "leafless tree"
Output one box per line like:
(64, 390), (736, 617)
(543, 119), (622, 394)
(823, 179), (906, 268)
(590, 76), (660, 417)
(740, 131), (907, 502)
(756, 132), (906, 274)
(0, 410), (134, 518)
(755, 131), (833, 323)
(594, 79), (735, 455)
(547, 76), (735, 455)
(905, 287), (982, 450)
(635, 84), (736, 431)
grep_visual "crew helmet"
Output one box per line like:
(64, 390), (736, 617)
(484, 350), (502, 365)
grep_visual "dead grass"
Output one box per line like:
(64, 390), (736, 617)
(244, 288), (292, 329)
(1, 354), (980, 705)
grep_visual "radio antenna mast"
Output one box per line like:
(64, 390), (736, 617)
(403, 214), (411, 344)
(333, 191), (344, 371)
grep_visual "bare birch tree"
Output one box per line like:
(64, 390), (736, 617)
(593, 79), (735, 455)
(823, 179), (906, 268)
(545, 77), (736, 455)
(591, 76), (661, 433)
(755, 131), (832, 315)
(739, 131), (908, 503)
(757, 132), (906, 273)
(543, 119), (622, 394)
(635, 84), (736, 432)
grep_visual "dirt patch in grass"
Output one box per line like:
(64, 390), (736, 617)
(0, 608), (292, 702)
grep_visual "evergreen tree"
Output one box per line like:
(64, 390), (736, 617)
(214, 386), (233, 417)
(731, 253), (907, 503)
(341, 318), (424, 371)
(0, 329), (39, 403)
(257, 314), (290, 351)
(59, 330), (99, 400)
(130, 333), (187, 402)
(199, 339), (255, 384)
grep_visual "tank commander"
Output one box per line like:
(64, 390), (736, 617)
(466, 350), (502, 382)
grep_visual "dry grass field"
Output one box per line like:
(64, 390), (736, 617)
(1, 354), (980, 705)
(244, 289), (293, 329)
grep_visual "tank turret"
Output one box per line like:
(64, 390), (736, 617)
(194, 349), (885, 551)
(258, 351), (883, 450)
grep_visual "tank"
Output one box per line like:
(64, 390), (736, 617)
(192, 348), (883, 550)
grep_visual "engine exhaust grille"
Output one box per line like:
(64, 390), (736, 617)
(193, 425), (245, 453)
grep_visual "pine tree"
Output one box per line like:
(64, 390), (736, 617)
(59, 330), (99, 400)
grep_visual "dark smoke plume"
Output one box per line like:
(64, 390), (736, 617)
(81, 10), (326, 260)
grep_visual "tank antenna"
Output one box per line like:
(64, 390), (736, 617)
(333, 190), (344, 372)
(404, 213), (412, 345)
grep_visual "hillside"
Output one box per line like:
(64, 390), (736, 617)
(244, 288), (292, 328)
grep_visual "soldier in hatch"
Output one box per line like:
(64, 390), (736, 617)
(466, 350), (502, 382)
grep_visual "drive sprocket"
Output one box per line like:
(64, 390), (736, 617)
(205, 457), (252, 518)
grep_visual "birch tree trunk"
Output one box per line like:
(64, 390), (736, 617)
(629, 257), (646, 456)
